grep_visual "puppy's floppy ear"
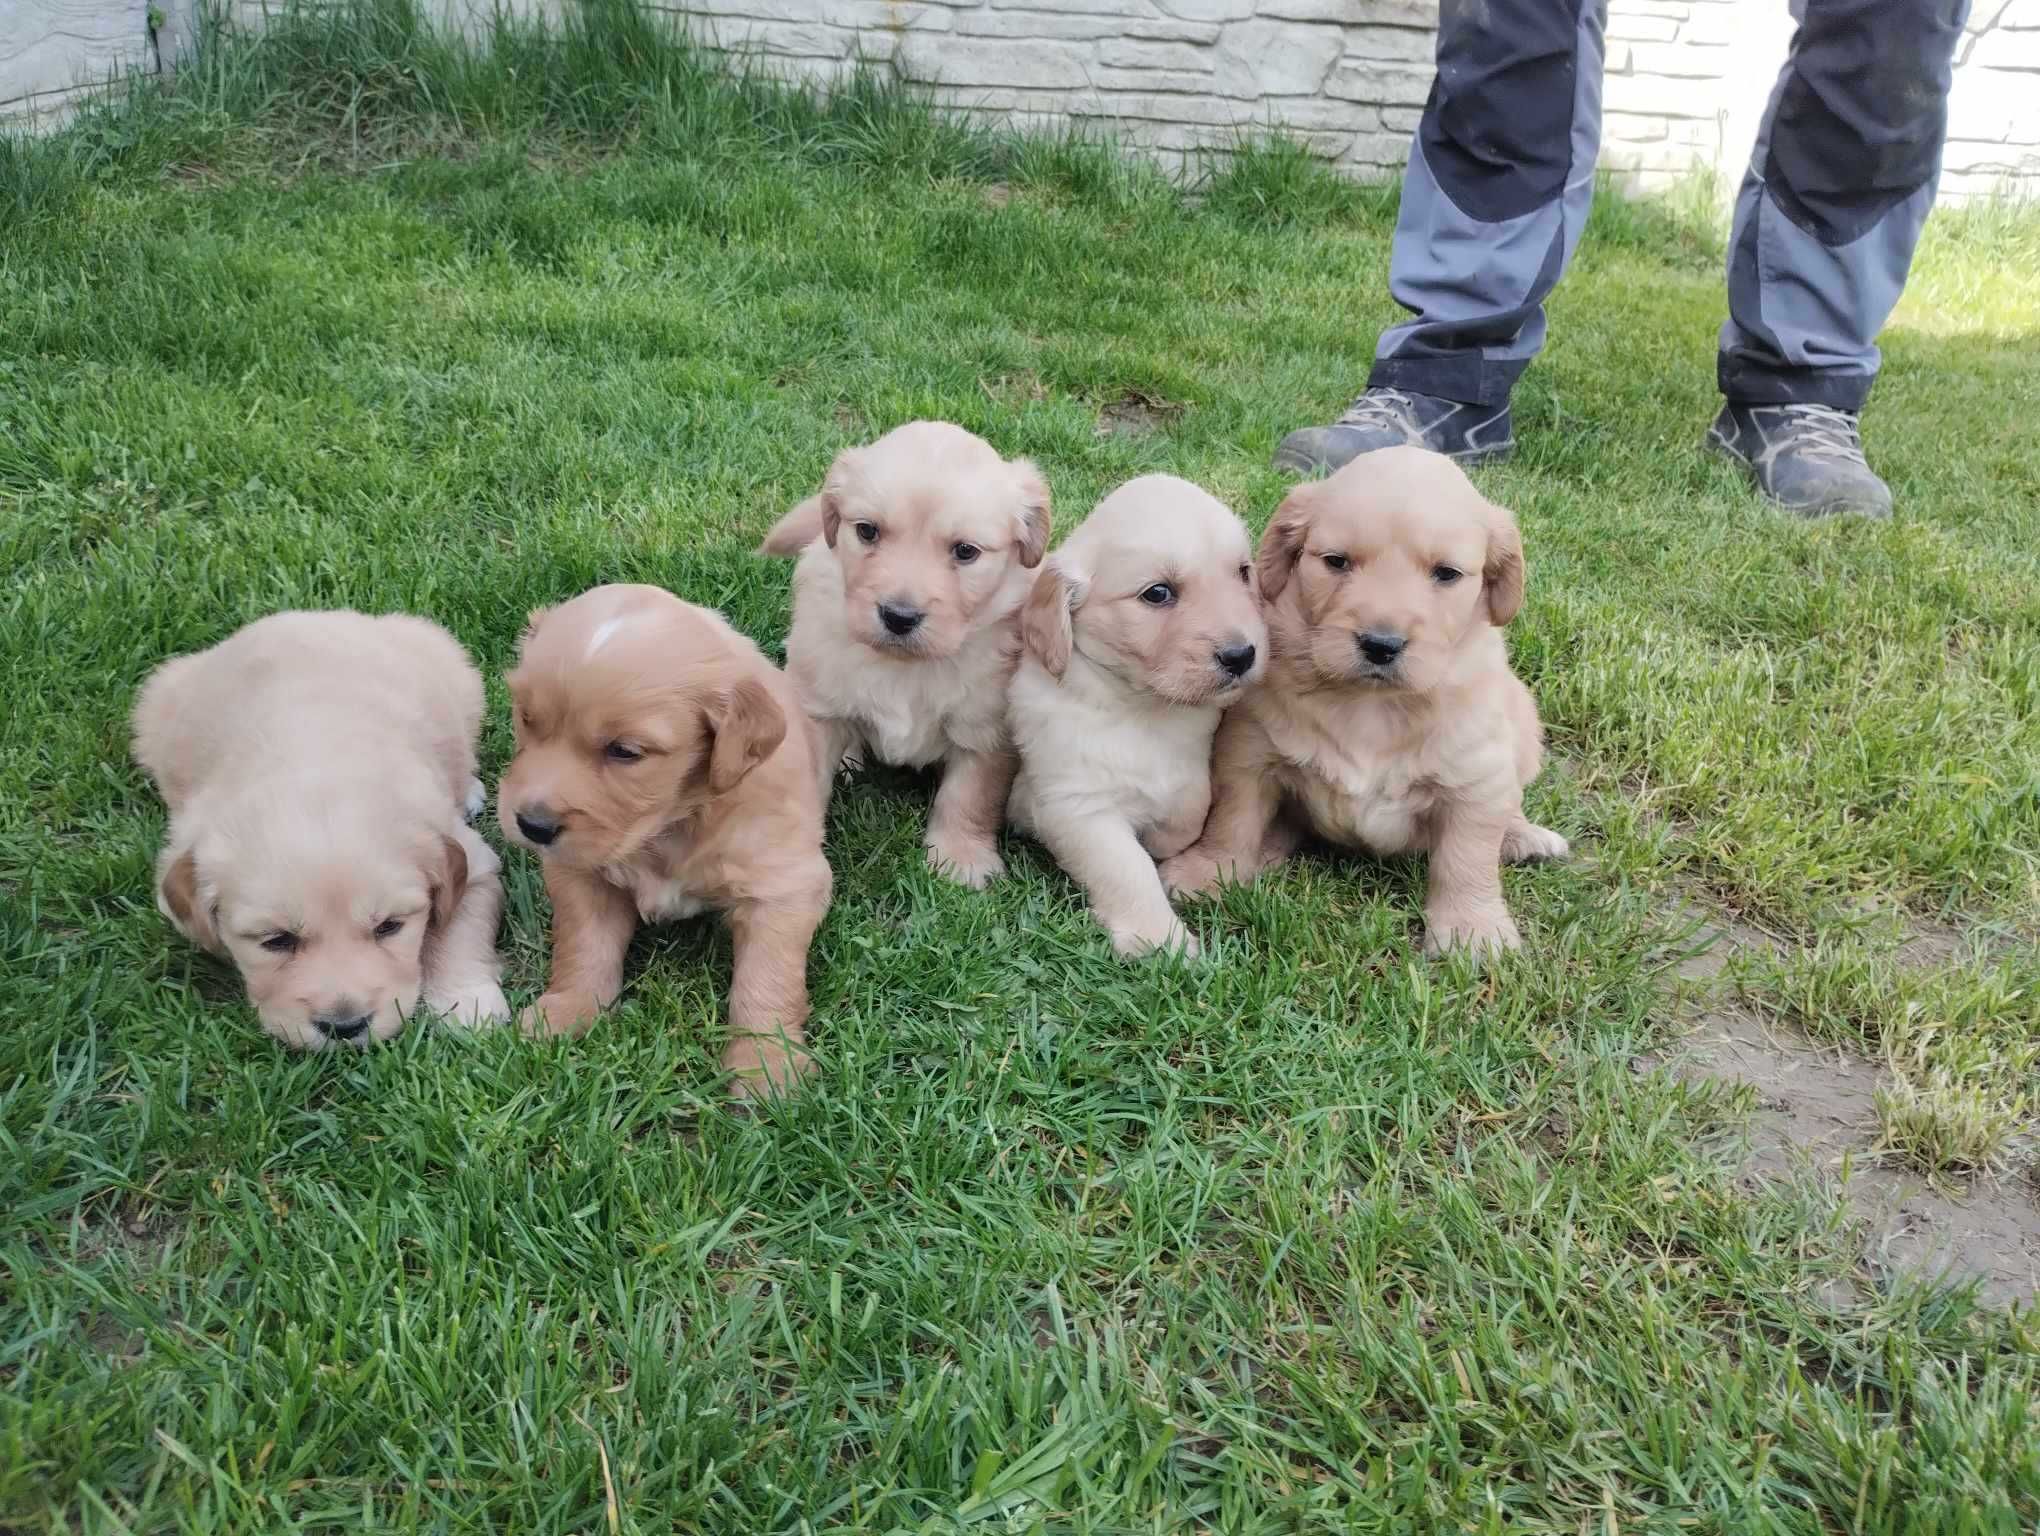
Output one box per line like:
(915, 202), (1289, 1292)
(1009, 458), (1052, 569)
(1482, 498), (1525, 626)
(1019, 560), (1080, 679)
(706, 676), (786, 794)
(761, 447), (860, 555)
(1256, 483), (1316, 601)
(429, 834), (469, 931)
(760, 494), (830, 557)
(157, 846), (221, 954)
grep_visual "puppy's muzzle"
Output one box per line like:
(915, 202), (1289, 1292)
(1356, 630), (1406, 668)
(515, 807), (562, 847)
(876, 601), (925, 639)
(313, 1007), (374, 1043)
(1214, 640), (1257, 681)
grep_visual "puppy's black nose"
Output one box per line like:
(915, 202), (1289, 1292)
(1215, 642), (1257, 678)
(1358, 631), (1406, 666)
(314, 1012), (373, 1041)
(878, 602), (924, 637)
(516, 810), (561, 846)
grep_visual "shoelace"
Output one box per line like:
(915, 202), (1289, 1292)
(1773, 402), (1867, 464)
(1334, 387), (1420, 430)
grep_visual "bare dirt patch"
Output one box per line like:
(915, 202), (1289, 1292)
(1094, 391), (1183, 438)
(1645, 911), (2040, 1307)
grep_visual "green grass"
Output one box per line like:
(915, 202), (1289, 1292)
(5, 2), (2040, 1530)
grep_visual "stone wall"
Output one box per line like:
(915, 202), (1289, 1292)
(8, 0), (2038, 207)
(665, 0), (2040, 205)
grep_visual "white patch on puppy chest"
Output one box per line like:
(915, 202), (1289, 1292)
(585, 616), (634, 659)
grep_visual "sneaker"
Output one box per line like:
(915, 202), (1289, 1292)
(1705, 401), (1892, 518)
(1273, 388), (1514, 475)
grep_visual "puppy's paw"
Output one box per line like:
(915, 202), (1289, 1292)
(724, 1036), (814, 1101)
(1159, 850), (1222, 899)
(462, 776), (487, 823)
(1111, 918), (1201, 961)
(519, 991), (601, 1039)
(1423, 911), (1522, 960)
(1503, 821), (1569, 863)
(429, 981), (511, 1028)
(926, 832), (1005, 890)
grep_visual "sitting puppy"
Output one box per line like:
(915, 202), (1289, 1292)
(132, 611), (509, 1051)
(497, 585), (831, 1098)
(760, 420), (1050, 888)
(1162, 447), (1567, 955)
(1008, 476), (1265, 957)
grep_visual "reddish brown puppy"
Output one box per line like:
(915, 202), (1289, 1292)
(497, 585), (831, 1097)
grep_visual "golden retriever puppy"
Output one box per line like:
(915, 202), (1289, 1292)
(131, 611), (510, 1051)
(759, 420), (1050, 888)
(1162, 447), (1567, 956)
(1007, 475), (1265, 958)
(496, 585), (831, 1098)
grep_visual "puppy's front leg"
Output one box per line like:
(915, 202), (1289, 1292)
(723, 867), (830, 1099)
(424, 827), (510, 1026)
(812, 716), (859, 810)
(1043, 813), (1199, 959)
(926, 746), (1015, 889)
(1140, 782), (1210, 864)
(523, 862), (638, 1038)
(1160, 710), (1284, 897)
(1423, 797), (1519, 959)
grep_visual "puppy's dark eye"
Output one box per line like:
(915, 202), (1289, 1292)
(259, 932), (299, 955)
(373, 918), (404, 941)
(1322, 553), (1351, 573)
(604, 741), (644, 763)
(1239, 563), (1251, 585)
(1139, 583), (1176, 607)
(951, 542), (981, 565)
(1432, 564), (1464, 586)
(854, 521), (879, 545)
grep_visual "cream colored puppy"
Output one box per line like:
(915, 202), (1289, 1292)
(1008, 475), (1265, 957)
(132, 611), (509, 1051)
(760, 421), (1050, 888)
(1163, 447), (1566, 956)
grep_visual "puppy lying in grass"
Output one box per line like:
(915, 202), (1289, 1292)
(761, 420), (1050, 888)
(132, 611), (509, 1051)
(497, 585), (830, 1098)
(1163, 447), (1567, 956)
(1008, 475), (1265, 957)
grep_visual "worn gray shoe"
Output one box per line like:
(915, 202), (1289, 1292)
(1273, 388), (1515, 475)
(1705, 401), (1893, 518)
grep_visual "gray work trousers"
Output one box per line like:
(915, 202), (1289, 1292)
(1369, 0), (1972, 411)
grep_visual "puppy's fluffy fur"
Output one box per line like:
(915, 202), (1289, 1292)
(497, 584), (831, 1097)
(1163, 447), (1567, 955)
(132, 611), (509, 1051)
(760, 420), (1050, 888)
(1008, 475), (1265, 957)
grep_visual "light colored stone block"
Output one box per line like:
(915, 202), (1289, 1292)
(898, 35), (1093, 88)
(1606, 14), (1679, 42)
(1325, 57), (1432, 105)
(1341, 23), (1432, 62)
(1097, 38), (1214, 72)
(1215, 17), (1346, 97)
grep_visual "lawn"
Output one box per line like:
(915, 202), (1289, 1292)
(4, 3), (2038, 1530)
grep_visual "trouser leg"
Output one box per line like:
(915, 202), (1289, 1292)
(1717, 0), (1969, 409)
(1369, 0), (1609, 407)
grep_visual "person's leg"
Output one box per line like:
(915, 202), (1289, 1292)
(1706, 0), (1969, 517)
(1276, 0), (1608, 474)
